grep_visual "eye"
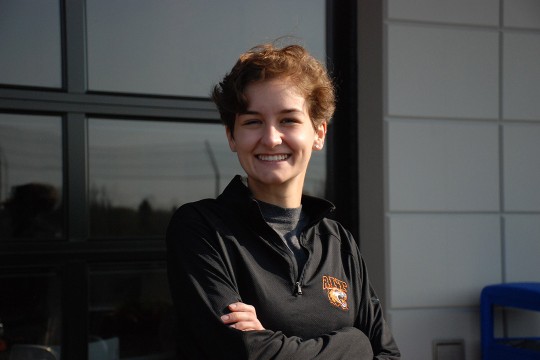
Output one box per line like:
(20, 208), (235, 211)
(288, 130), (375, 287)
(239, 118), (262, 126)
(242, 119), (261, 126)
(281, 117), (301, 125)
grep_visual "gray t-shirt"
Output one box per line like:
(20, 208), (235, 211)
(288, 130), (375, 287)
(257, 200), (309, 272)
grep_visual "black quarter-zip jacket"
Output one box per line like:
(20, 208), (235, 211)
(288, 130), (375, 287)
(166, 176), (400, 359)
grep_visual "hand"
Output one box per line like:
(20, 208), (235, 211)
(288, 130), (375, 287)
(220, 302), (265, 331)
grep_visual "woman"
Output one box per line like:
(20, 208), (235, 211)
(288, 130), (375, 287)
(167, 44), (400, 359)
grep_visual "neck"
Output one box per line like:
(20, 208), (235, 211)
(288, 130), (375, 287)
(247, 178), (303, 208)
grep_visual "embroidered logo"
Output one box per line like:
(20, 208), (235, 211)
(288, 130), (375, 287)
(322, 275), (349, 311)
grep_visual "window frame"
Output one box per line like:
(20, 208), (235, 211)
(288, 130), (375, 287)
(0, 0), (359, 358)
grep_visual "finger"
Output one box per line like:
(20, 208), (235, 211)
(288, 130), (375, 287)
(221, 310), (255, 324)
(227, 315), (264, 331)
(221, 302), (264, 331)
(230, 321), (262, 331)
(220, 313), (234, 324)
(228, 302), (256, 314)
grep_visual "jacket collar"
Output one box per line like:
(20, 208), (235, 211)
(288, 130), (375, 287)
(217, 175), (335, 224)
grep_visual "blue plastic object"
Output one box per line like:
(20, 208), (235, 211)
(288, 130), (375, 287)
(481, 283), (540, 360)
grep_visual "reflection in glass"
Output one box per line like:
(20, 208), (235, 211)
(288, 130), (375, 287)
(89, 119), (241, 238)
(0, 114), (63, 240)
(89, 264), (175, 359)
(86, 0), (325, 97)
(0, 269), (62, 360)
(88, 118), (325, 238)
(0, 0), (62, 88)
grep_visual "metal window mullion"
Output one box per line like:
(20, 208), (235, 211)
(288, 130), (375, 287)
(64, 0), (87, 93)
(63, 0), (89, 238)
(62, 0), (90, 241)
(62, 1), (89, 359)
(65, 112), (89, 241)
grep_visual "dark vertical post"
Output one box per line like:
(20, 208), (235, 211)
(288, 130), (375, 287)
(356, 0), (386, 304)
(326, 0), (359, 242)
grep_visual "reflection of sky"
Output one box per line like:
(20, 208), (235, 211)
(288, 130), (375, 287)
(89, 119), (325, 210)
(87, 0), (326, 97)
(0, 114), (63, 202)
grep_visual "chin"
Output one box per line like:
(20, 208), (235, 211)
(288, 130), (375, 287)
(255, 171), (305, 187)
(249, 172), (289, 185)
(257, 176), (288, 185)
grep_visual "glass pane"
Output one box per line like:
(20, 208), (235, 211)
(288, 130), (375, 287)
(88, 118), (326, 238)
(0, 0), (62, 88)
(0, 114), (63, 240)
(88, 119), (243, 238)
(0, 269), (62, 359)
(88, 264), (175, 360)
(86, 0), (325, 97)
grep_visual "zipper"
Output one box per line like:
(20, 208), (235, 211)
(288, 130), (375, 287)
(293, 233), (312, 296)
(294, 282), (303, 296)
(257, 206), (309, 297)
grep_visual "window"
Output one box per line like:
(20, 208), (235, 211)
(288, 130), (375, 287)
(88, 119), (243, 238)
(86, 0), (325, 97)
(87, 118), (326, 238)
(0, 114), (63, 240)
(0, 0), (62, 88)
(0, 1), (334, 358)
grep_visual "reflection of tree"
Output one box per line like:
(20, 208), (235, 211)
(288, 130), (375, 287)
(89, 184), (173, 238)
(0, 183), (62, 239)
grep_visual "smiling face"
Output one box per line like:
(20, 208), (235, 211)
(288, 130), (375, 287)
(227, 77), (327, 206)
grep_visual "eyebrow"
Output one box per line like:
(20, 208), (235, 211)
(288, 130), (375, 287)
(238, 109), (303, 115)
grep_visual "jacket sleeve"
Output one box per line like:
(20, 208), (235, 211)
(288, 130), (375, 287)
(166, 204), (375, 360)
(350, 235), (401, 360)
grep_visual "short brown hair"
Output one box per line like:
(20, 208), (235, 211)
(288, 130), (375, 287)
(212, 44), (335, 134)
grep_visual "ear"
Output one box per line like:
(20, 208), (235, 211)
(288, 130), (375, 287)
(226, 126), (237, 152)
(312, 122), (327, 150)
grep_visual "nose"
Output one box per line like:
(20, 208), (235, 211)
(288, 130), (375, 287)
(261, 124), (282, 147)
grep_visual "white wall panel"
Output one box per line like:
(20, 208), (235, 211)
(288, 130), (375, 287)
(387, 24), (499, 119)
(388, 120), (499, 211)
(389, 214), (501, 308)
(389, 308), (481, 360)
(504, 0), (540, 29)
(503, 124), (540, 211)
(384, 0), (540, 357)
(503, 33), (540, 120)
(504, 215), (540, 282)
(388, 0), (498, 26)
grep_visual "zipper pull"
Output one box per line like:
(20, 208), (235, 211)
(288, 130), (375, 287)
(295, 282), (303, 296)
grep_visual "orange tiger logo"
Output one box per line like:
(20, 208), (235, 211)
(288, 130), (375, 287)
(322, 275), (349, 311)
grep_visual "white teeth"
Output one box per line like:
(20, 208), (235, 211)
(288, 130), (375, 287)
(258, 154), (289, 161)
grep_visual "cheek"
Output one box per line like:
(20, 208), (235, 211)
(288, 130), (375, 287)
(238, 129), (261, 146)
(295, 132), (318, 149)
